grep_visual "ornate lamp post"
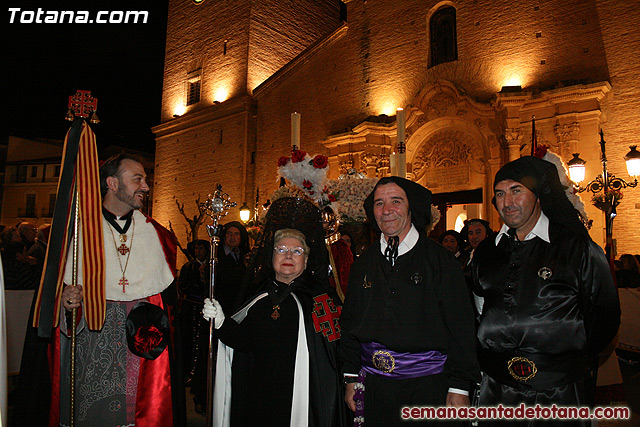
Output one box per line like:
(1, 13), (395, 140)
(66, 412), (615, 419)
(567, 130), (640, 260)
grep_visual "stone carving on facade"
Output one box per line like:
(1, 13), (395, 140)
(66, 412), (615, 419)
(361, 151), (380, 169)
(554, 122), (580, 156)
(412, 130), (484, 188)
(487, 135), (500, 158)
(427, 94), (456, 118)
(504, 128), (522, 147)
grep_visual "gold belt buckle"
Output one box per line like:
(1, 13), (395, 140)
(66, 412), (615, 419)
(372, 350), (396, 373)
(508, 356), (537, 381)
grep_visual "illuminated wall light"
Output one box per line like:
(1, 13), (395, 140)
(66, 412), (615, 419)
(377, 101), (398, 117)
(213, 88), (229, 103)
(173, 104), (186, 117)
(503, 73), (522, 87)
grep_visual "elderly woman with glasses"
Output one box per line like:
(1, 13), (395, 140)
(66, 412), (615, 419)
(203, 198), (346, 427)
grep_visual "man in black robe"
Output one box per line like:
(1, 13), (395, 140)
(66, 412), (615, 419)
(472, 156), (621, 426)
(215, 221), (250, 313)
(178, 239), (210, 379)
(340, 177), (480, 426)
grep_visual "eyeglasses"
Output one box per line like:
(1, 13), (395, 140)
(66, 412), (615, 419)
(274, 246), (305, 256)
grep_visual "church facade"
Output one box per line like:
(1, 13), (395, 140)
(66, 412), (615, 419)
(153, 0), (640, 255)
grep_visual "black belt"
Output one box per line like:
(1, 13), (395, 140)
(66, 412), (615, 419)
(479, 349), (588, 390)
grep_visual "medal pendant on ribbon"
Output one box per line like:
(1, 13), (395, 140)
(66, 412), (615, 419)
(119, 234), (127, 243)
(271, 305), (280, 320)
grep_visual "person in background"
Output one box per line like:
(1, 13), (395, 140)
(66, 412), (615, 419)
(18, 221), (38, 252)
(616, 253), (640, 288)
(438, 229), (468, 266)
(2, 241), (41, 290)
(178, 240), (210, 378)
(215, 221), (251, 313)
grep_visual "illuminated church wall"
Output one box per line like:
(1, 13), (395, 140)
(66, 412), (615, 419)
(155, 0), (640, 256)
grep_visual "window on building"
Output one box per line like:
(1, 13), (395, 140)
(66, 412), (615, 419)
(31, 166), (38, 178)
(186, 69), (202, 106)
(16, 166), (27, 183)
(54, 165), (61, 177)
(25, 194), (36, 217)
(430, 6), (458, 67)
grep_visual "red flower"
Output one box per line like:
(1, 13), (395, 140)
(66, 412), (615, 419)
(291, 150), (307, 163)
(277, 156), (290, 167)
(302, 179), (313, 189)
(312, 154), (328, 169)
(533, 145), (549, 159)
(328, 194), (337, 202)
(133, 325), (163, 354)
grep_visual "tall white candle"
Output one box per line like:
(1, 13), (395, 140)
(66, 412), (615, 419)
(390, 152), (397, 176)
(397, 108), (405, 145)
(397, 152), (406, 178)
(291, 112), (301, 150)
(396, 108), (406, 178)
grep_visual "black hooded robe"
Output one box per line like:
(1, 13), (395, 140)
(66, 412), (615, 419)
(472, 222), (620, 426)
(340, 232), (480, 426)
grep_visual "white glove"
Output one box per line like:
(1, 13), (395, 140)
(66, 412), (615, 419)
(203, 298), (225, 329)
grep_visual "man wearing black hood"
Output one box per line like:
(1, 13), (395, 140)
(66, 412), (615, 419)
(472, 156), (620, 425)
(340, 177), (480, 426)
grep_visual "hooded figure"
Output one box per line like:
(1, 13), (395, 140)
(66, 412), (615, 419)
(340, 176), (480, 426)
(472, 156), (620, 425)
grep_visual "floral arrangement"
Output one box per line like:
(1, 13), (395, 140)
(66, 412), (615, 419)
(321, 177), (378, 222)
(427, 205), (441, 233)
(591, 189), (623, 212)
(278, 150), (329, 198)
(276, 149), (378, 223)
(534, 145), (589, 223)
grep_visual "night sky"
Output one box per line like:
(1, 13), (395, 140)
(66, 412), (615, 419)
(1, 0), (170, 153)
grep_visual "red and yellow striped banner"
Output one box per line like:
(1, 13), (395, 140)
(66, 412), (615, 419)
(34, 120), (105, 333)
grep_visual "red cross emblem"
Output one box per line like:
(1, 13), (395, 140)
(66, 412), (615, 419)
(119, 277), (129, 293)
(117, 243), (130, 255)
(68, 90), (98, 118)
(312, 294), (341, 342)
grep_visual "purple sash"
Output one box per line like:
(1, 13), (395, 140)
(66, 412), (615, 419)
(360, 341), (447, 379)
(352, 342), (447, 426)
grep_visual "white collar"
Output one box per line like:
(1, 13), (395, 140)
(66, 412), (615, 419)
(496, 211), (550, 244)
(379, 224), (419, 257)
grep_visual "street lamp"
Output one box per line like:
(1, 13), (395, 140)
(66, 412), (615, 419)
(567, 130), (640, 260)
(239, 202), (251, 223)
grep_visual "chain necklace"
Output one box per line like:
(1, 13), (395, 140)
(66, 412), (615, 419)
(108, 217), (135, 293)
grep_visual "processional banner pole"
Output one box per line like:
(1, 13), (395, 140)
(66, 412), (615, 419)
(33, 90), (103, 427)
(200, 185), (236, 427)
